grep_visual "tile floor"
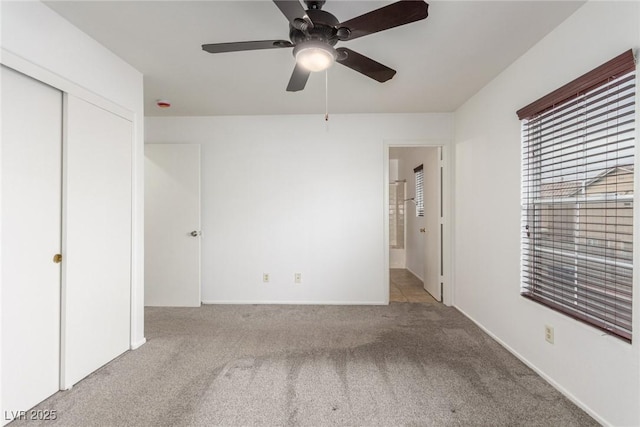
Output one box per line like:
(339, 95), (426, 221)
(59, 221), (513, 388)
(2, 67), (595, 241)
(389, 268), (438, 303)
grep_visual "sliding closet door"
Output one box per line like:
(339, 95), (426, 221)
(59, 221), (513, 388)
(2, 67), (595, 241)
(1, 67), (62, 416)
(61, 95), (132, 387)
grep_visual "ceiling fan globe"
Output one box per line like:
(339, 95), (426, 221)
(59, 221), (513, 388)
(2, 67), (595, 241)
(293, 41), (337, 72)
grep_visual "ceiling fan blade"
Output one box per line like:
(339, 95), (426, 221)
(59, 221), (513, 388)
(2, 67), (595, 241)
(202, 40), (293, 54)
(336, 48), (396, 83)
(273, 1), (314, 30)
(338, 0), (428, 41)
(286, 63), (311, 92)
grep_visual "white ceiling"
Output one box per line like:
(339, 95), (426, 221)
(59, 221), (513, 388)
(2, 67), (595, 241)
(44, 1), (584, 117)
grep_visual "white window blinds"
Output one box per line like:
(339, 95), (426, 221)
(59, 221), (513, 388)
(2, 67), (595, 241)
(414, 164), (424, 217)
(519, 50), (636, 342)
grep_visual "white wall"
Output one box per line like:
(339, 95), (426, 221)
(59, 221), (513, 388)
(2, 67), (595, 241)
(0, 1), (145, 347)
(453, 2), (640, 425)
(146, 114), (453, 304)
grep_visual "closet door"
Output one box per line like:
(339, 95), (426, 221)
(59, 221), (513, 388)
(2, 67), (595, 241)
(1, 67), (62, 416)
(61, 95), (132, 387)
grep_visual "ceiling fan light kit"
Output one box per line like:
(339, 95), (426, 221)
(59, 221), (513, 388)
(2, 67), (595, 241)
(294, 41), (337, 72)
(202, 0), (429, 92)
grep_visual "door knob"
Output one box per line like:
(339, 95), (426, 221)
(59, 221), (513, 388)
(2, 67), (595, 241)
(190, 231), (201, 237)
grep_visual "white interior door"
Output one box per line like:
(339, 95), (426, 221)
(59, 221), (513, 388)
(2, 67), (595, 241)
(144, 144), (201, 306)
(61, 95), (132, 388)
(423, 147), (442, 301)
(1, 67), (62, 419)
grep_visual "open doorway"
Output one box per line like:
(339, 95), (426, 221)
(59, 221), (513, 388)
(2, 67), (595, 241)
(387, 145), (447, 303)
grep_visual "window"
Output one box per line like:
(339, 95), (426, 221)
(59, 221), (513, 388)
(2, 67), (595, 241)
(414, 164), (424, 217)
(518, 50), (636, 342)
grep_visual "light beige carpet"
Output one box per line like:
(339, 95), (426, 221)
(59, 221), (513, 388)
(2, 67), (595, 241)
(12, 304), (597, 426)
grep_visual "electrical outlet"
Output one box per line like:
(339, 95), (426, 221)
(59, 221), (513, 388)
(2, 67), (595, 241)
(545, 325), (554, 344)
(294, 273), (302, 284)
(263, 273), (270, 283)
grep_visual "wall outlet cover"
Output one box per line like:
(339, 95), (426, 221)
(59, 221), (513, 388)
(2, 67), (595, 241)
(544, 325), (554, 344)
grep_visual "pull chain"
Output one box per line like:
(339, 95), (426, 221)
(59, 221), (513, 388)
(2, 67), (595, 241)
(325, 69), (329, 121)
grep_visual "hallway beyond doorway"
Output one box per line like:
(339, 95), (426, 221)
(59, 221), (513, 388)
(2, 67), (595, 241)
(390, 269), (437, 303)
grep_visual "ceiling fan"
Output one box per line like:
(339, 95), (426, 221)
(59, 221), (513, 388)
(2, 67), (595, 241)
(202, 0), (429, 92)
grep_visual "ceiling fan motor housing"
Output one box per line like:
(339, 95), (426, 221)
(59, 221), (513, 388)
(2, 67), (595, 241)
(289, 9), (341, 46)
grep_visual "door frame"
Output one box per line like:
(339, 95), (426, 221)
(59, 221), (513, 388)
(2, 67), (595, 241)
(383, 140), (453, 306)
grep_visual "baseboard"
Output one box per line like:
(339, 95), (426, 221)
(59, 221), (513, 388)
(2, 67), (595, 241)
(406, 266), (424, 282)
(453, 305), (608, 427)
(130, 338), (146, 350)
(201, 300), (387, 306)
